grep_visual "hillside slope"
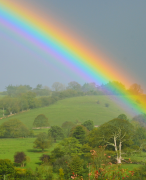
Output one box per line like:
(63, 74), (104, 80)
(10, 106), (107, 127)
(0, 95), (132, 128)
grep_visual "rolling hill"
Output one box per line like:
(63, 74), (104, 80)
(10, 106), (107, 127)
(0, 95), (133, 129)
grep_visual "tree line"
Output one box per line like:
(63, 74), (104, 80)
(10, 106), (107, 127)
(0, 81), (144, 116)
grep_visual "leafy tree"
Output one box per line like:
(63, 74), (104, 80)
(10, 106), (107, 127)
(67, 81), (81, 91)
(33, 114), (49, 127)
(70, 156), (84, 176)
(128, 83), (143, 95)
(14, 152), (26, 167)
(101, 81), (126, 95)
(60, 137), (82, 156)
(39, 154), (50, 164)
(97, 118), (134, 163)
(0, 159), (14, 178)
(82, 82), (97, 92)
(82, 120), (94, 131)
(37, 164), (54, 180)
(24, 91), (37, 109)
(51, 147), (65, 159)
(33, 132), (51, 152)
(117, 114), (128, 120)
(0, 119), (29, 138)
(70, 125), (89, 144)
(48, 126), (64, 142)
(132, 113), (146, 127)
(61, 121), (75, 137)
(6, 85), (32, 96)
(52, 82), (65, 92)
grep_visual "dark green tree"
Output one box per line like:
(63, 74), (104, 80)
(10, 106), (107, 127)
(33, 114), (49, 127)
(82, 120), (94, 131)
(117, 114), (128, 120)
(48, 126), (64, 142)
(70, 156), (83, 176)
(33, 132), (51, 152)
(70, 125), (88, 144)
(39, 154), (50, 164)
(14, 152), (26, 167)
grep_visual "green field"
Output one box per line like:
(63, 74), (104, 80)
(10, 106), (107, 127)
(0, 138), (57, 170)
(0, 95), (133, 129)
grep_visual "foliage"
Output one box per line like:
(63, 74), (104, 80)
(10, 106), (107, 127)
(33, 114), (49, 127)
(52, 82), (65, 92)
(48, 125), (64, 142)
(70, 155), (84, 176)
(67, 81), (82, 91)
(117, 113), (128, 120)
(82, 120), (94, 131)
(39, 154), (50, 164)
(0, 159), (14, 176)
(70, 125), (89, 144)
(128, 83), (143, 95)
(60, 137), (82, 156)
(97, 118), (134, 163)
(0, 119), (29, 138)
(101, 81), (126, 95)
(132, 113), (146, 127)
(61, 121), (75, 137)
(14, 152), (26, 167)
(33, 132), (51, 151)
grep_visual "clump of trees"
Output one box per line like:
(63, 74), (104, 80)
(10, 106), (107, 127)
(0, 119), (30, 138)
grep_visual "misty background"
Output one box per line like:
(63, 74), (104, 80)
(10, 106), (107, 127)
(0, 0), (146, 91)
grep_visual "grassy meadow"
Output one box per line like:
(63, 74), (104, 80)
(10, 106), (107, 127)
(0, 95), (133, 129)
(0, 137), (58, 170)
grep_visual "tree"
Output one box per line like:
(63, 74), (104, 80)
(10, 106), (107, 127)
(61, 121), (75, 137)
(39, 154), (50, 164)
(97, 118), (133, 163)
(82, 82), (97, 92)
(101, 81), (126, 95)
(33, 114), (49, 127)
(60, 137), (82, 156)
(48, 126), (64, 142)
(82, 120), (94, 131)
(67, 81), (81, 91)
(14, 152), (26, 167)
(52, 82), (65, 92)
(117, 114), (128, 120)
(0, 159), (14, 178)
(70, 156), (84, 176)
(0, 119), (29, 138)
(70, 125), (89, 144)
(33, 132), (51, 152)
(128, 83), (143, 95)
(132, 113), (146, 127)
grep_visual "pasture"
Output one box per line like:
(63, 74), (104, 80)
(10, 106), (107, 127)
(0, 137), (57, 170)
(0, 95), (134, 129)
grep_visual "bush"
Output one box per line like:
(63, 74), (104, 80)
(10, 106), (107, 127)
(105, 103), (109, 107)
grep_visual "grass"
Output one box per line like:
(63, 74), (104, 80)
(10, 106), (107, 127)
(0, 95), (133, 129)
(0, 137), (58, 170)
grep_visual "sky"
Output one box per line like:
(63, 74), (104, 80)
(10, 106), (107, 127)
(0, 0), (146, 91)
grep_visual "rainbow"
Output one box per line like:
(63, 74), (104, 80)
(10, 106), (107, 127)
(0, 0), (145, 117)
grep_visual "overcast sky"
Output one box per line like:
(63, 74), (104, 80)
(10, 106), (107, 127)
(0, 0), (146, 91)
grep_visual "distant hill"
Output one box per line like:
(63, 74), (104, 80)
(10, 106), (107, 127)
(0, 95), (133, 128)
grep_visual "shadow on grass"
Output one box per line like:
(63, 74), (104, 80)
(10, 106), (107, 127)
(27, 149), (49, 153)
